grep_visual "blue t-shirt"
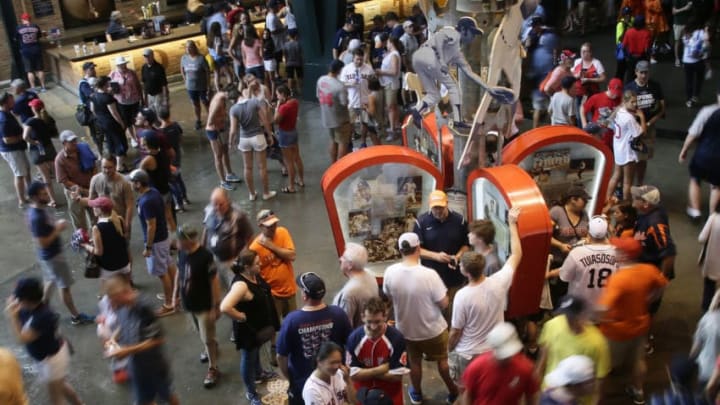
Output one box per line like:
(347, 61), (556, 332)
(137, 188), (168, 243)
(390, 24), (404, 40)
(13, 91), (39, 123)
(276, 305), (352, 395)
(28, 207), (61, 260)
(529, 30), (559, 80)
(79, 79), (93, 106)
(333, 28), (352, 52)
(16, 23), (42, 55)
(413, 210), (469, 288)
(18, 303), (61, 361)
(0, 110), (26, 152)
(116, 297), (169, 375)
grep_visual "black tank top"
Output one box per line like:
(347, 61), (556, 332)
(96, 220), (130, 270)
(147, 149), (171, 194)
(232, 273), (279, 349)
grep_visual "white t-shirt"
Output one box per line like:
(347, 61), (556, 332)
(559, 244), (617, 308)
(612, 108), (642, 165)
(548, 91), (576, 125)
(572, 58), (606, 76)
(339, 63), (375, 109)
(379, 50), (401, 90)
(383, 261), (448, 340)
(302, 370), (347, 405)
(451, 262), (515, 357)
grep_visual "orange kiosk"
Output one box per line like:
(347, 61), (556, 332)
(502, 125), (615, 215)
(466, 165), (553, 318)
(320, 146), (444, 282)
(402, 115), (454, 189)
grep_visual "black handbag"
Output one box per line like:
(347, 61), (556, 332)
(75, 104), (94, 127)
(84, 253), (100, 278)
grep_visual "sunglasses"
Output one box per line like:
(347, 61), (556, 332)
(299, 272), (319, 294)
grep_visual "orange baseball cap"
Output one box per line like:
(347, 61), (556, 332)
(428, 190), (448, 208)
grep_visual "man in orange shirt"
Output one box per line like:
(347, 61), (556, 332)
(597, 236), (668, 405)
(249, 209), (297, 320)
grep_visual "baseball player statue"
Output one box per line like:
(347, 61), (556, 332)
(410, 17), (515, 129)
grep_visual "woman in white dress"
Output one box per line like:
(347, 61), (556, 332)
(607, 90), (645, 201)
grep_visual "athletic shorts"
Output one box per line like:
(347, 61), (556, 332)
(187, 90), (209, 104)
(608, 335), (646, 371)
(40, 253), (74, 289)
(22, 52), (44, 72)
(328, 122), (352, 145)
(238, 134), (267, 152)
(1, 150), (30, 177)
(263, 59), (277, 72)
(285, 65), (304, 79)
(38, 342), (70, 383)
(117, 103), (140, 128)
(145, 238), (174, 277)
(206, 129), (228, 144)
(406, 330), (449, 362)
(277, 129), (298, 147)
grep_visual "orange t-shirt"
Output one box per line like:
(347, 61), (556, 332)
(249, 226), (297, 298)
(598, 263), (668, 341)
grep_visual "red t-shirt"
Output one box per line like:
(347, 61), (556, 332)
(462, 352), (539, 405)
(583, 92), (621, 124)
(276, 99), (299, 131)
(622, 28), (652, 57)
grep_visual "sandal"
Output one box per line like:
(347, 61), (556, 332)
(281, 187), (296, 194)
(155, 304), (175, 317)
(295, 180), (305, 188)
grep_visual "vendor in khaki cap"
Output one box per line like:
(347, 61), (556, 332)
(461, 322), (539, 404)
(276, 271), (352, 405)
(249, 209), (297, 323)
(413, 189), (470, 322)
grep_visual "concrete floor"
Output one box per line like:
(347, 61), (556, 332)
(0, 30), (715, 404)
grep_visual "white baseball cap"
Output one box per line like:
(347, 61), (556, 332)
(544, 355), (595, 388)
(487, 323), (523, 360)
(588, 216), (608, 239)
(397, 232), (420, 249)
(347, 39), (362, 51)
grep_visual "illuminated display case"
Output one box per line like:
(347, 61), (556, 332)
(402, 114), (454, 189)
(502, 125), (614, 215)
(321, 146), (443, 279)
(467, 165), (552, 318)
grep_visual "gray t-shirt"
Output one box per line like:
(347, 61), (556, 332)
(331, 270), (379, 329)
(483, 250), (503, 277)
(549, 91), (576, 125)
(283, 40), (302, 67)
(316, 75), (349, 129)
(89, 173), (134, 218)
(229, 98), (263, 138)
(181, 54), (209, 91)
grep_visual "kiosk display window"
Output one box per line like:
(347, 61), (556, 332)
(470, 178), (511, 262)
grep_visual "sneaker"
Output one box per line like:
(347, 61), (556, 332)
(200, 352), (209, 363)
(692, 96), (700, 104)
(245, 392), (262, 405)
(183, 197), (192, 205)
(70, 313), (95, 325)
(225, 173), (242, 183)
(262, 191), (277, 200)
(203, 367), (219, 388)
(156, 293), (165, 301)
(220, 181), (235, 191)
(646, 334), (655, 355)
(195, 120), (202, 130)
(625, 386), (646, 404)
(249, 192), (257, 202)
(408, 386), (423, 405)
(254, 370), (278, 384)
(40, 87), (47, 93)
(707, 69), (713, 80)
(675, 59), (681, 67)
(687, 206), (702, 219)
(686, 100), (694, 108)
(447, 392), (458, 404)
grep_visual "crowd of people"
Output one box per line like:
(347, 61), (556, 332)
(3, 0), (720, 404)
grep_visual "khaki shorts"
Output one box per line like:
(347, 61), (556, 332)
(637, 125), (656, 161)
(449, 351), (477, 383)
(38, 342), (70, 383)
(383, 87), (398, 107)
(673, 24), (685, 41)
(273, 294), (297, 321)
(191, 310), (218, 349)
(609, 335), (646, 371)
(328, 122), (352, 145)
(406, 330), (449, 362)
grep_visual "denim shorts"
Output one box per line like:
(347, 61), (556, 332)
(277, 129), (298, 148)
(187, 90), (208, 104)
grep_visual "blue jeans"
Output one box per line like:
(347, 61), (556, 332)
(240, 347), (261, 395)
